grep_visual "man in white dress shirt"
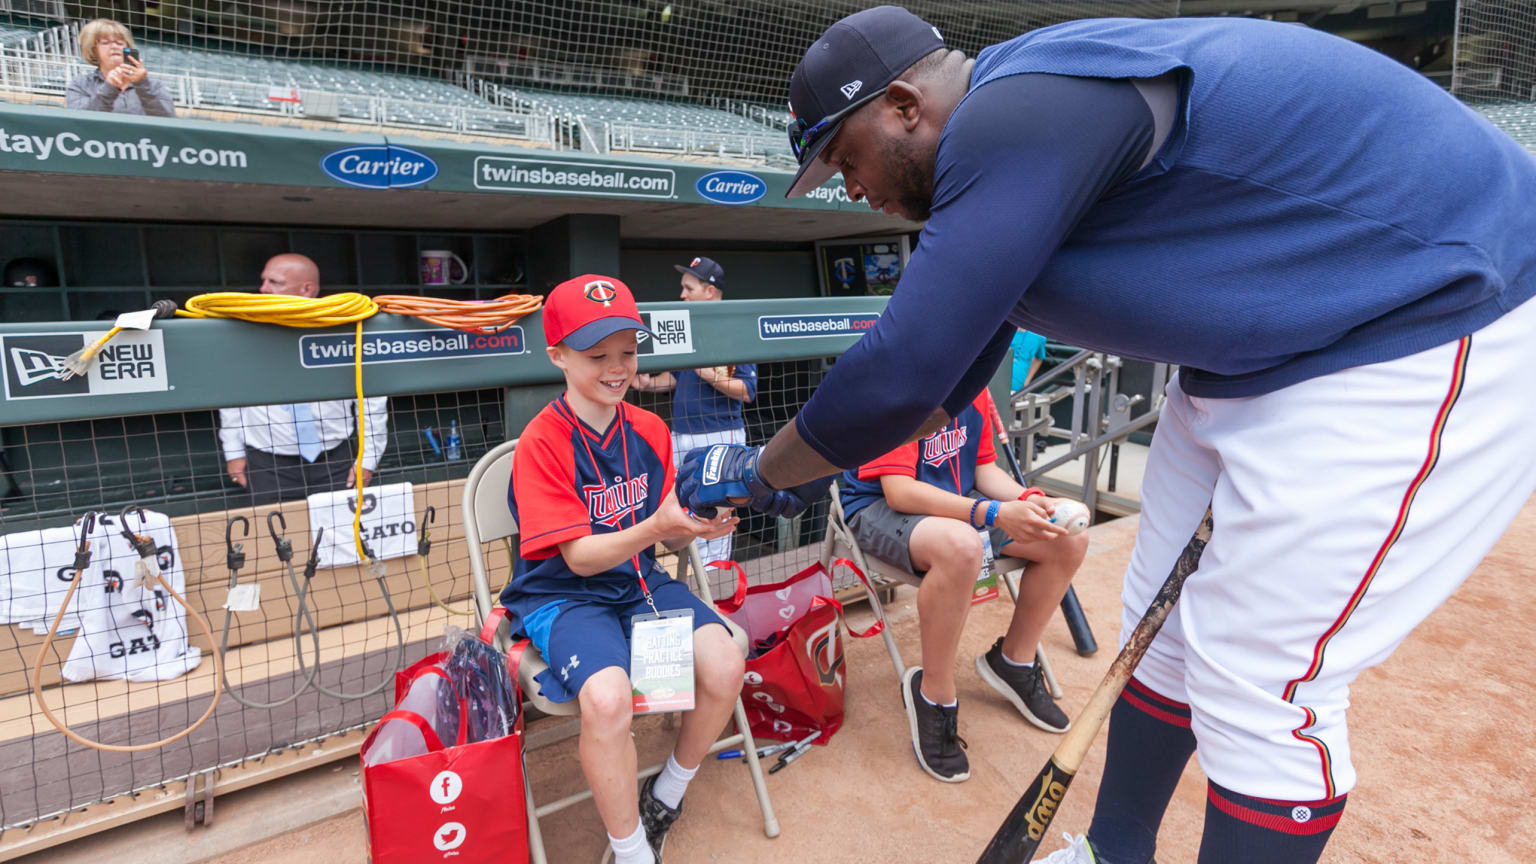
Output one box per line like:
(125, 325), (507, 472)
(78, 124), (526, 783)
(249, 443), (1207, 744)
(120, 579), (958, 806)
(218, 254), (389, 505)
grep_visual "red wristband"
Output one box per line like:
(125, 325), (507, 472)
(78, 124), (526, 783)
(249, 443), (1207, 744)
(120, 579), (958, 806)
(1018, 488), (1045, 502)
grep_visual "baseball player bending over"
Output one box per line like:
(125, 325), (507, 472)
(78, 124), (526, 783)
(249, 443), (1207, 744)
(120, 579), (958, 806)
(677, 7), (1536, 863)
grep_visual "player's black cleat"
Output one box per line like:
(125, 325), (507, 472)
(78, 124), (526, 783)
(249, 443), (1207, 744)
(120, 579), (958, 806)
(977, 637), (1071, 733)
(901, 666), (970, 782)
(638, 773), (681, 859)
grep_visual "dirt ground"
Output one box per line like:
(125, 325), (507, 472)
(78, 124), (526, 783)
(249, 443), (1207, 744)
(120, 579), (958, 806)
(208, 495), (1536, 864)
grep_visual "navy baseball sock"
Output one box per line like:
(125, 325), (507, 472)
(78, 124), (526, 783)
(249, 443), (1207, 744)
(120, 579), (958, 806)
(1198, 781), (1346, 864)
(1085, 677), (1196, 864)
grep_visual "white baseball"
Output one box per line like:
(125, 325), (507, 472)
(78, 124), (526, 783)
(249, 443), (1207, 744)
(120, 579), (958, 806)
(1050, 500), (1091, 535)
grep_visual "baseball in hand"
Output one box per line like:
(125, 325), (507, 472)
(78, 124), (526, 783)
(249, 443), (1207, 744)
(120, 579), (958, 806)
(1049, 500), (1090, 535)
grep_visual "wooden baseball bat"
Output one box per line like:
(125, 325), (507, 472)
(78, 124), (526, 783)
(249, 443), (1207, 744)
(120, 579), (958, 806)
(975, 508), (1213, 864)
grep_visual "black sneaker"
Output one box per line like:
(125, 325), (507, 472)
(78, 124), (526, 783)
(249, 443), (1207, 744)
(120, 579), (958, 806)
(900, 666), (970, 782)
(638, 773), (681, 860)
(976, 637), (1071, 732)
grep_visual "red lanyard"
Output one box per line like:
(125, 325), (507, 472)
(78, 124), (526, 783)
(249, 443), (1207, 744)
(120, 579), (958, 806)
(939, 417), (964, 495)
(567, 399), (650, 595)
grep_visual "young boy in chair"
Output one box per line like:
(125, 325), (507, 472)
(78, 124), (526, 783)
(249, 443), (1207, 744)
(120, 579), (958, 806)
(840, 389), (1089, 783)
(502, 275), (745, 863)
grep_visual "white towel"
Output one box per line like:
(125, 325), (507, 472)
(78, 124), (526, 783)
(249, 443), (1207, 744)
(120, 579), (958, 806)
(1, 524), (88, 632)
(61, 509), (201, 682)
(307, 482), (417, 568)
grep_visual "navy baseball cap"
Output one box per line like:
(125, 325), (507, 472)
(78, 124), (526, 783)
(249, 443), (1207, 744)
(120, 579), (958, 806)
(786, 6), (945, 199)
(674, 256), (725, 287)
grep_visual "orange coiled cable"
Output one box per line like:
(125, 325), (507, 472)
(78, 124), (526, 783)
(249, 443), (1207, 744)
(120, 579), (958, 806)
(373, 293), (544, 334)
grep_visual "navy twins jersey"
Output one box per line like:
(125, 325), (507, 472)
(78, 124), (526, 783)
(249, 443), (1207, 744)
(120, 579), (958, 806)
(500, 397), (676, 612)
(840, 390), (998, 522)
(671, 364), (758, 434)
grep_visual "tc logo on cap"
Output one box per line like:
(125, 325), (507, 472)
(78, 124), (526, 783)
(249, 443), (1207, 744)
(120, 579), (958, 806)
(690, 257), (702, 266)
(584, 280), (618, 307)
(840, 80), (863, 100)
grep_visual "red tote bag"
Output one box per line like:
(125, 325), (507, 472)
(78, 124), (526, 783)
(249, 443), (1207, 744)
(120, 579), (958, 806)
(714, 558), (882, 745)
(362, 615), (529, 863)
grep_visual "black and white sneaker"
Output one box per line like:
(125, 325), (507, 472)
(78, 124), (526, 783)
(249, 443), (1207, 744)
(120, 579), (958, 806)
(976, 637), (1071, 733)
(900, 666), (970, 782)
(638, 773), (681, 860)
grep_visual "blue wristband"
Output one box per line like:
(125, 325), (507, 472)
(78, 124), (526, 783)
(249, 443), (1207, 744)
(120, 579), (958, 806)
(984, 500), (1001, 528)
(969, 498), (984, 528)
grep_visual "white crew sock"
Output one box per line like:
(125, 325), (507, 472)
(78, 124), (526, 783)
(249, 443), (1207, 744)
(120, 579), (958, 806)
(1000, 649), (1036, 669)
(608, 822), (654, 864)
(651, 752), (698, 810)
(919, 687), (958, 708)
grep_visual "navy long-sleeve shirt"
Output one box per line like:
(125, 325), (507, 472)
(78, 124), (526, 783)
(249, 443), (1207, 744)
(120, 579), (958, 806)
(795, 18), (1536, 469)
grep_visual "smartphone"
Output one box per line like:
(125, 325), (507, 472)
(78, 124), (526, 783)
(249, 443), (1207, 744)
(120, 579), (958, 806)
(122, 47), (140, 64)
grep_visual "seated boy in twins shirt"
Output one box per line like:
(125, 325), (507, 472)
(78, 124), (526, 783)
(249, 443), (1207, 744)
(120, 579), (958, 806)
(840, 388), (1089, 784)
(501, 275), (744, 864)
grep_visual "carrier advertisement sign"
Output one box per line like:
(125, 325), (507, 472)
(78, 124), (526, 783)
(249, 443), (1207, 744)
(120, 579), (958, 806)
(473, 155), (676, 199)
(695, 170), (767, 205)
(320, 144), (438, 189)
(757, 313), (881, 340)
(298, 328), (525, 368)
(2, 331), (170, 400)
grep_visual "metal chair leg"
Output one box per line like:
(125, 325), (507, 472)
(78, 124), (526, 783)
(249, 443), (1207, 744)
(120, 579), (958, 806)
(1035, 644), (1064, 700)
(842, 536), (905, 681)
(734, 697), (781, 838)
(524, 753), (548, 864)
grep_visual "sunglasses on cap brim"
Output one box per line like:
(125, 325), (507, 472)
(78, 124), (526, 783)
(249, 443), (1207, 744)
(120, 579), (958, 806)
(788, 86), (890, 162)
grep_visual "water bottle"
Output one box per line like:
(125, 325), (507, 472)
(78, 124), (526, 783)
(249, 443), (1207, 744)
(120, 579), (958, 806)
(445, 420), (464, 461)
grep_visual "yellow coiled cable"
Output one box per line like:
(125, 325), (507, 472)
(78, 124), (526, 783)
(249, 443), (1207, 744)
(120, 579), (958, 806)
(177, 292), (379, 328)
(178, 293), (377, 560)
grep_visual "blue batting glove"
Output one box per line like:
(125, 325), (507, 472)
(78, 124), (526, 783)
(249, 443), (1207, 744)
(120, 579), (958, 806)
(678, 444), (771, 515)
(678, 445), (832, 519)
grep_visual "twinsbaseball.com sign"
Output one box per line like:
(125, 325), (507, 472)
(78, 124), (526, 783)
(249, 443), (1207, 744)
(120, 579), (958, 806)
(299, 328), (525, 367)
(473, 156), (675, 199)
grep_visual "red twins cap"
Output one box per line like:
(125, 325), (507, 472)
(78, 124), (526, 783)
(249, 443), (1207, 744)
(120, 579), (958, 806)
(543, 274), (654, 350)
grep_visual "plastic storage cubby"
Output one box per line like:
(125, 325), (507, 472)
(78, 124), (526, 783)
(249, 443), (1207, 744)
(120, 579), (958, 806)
(61, 225), (144, 287)
(292, 231), (359, 286)
(473, 234), (526, 286)
(0, 218), (529, 322)
(145, 227), (220, 287)
(220, 229), (289, 287)
(358, 232), (419, 288)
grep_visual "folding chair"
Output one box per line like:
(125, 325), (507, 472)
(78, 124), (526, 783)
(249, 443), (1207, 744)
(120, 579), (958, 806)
(462, 440), (780, 864)
(821, 482), (1063, 699)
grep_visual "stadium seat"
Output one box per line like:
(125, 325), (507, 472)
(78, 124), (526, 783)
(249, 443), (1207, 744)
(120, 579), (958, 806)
(1479, 103), (1536, 153)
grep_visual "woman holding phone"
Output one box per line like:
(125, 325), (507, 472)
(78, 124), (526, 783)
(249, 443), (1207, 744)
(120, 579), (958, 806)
(66, 19), (176, 116)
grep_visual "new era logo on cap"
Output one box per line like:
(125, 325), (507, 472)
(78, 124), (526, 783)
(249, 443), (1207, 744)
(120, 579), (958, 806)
(785, 5), (944, 198)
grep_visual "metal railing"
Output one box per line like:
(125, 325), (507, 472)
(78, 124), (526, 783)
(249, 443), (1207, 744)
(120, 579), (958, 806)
(606, 121), (787, 160)
(1008, 351), (1172, 517)
(4, 24), (787, 161)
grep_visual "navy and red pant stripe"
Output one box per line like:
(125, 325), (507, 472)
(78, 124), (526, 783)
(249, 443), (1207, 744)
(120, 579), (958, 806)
(1122, 675), (1191, 729)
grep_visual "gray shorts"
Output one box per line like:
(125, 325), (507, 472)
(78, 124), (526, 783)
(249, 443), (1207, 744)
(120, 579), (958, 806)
(846, 496), (1012, 576)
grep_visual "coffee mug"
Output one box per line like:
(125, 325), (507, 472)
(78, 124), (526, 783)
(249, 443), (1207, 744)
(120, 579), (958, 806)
(420, 250), (468, 286)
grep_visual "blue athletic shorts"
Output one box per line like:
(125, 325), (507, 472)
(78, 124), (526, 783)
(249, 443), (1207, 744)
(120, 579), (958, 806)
(512, 580), (729, 704)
